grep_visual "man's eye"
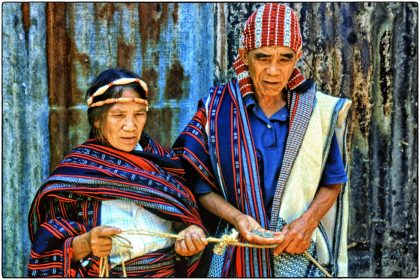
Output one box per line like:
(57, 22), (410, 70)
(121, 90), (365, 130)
(255, 54), (269, 60)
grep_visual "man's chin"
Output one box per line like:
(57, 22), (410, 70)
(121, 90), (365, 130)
(260, 90), (283, 97)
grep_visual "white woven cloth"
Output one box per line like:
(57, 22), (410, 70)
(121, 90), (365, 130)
(101, 199), (176, 268)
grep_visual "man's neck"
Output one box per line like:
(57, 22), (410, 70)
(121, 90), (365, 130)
(255, 91), (287, 118)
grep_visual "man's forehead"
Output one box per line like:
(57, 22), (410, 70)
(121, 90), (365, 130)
(250, 46), (296, 55)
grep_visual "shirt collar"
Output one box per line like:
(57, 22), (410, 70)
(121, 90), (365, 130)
(243, 93), (257, 109)
(244, 94), (289, 121)
(134, 143), (143, 151)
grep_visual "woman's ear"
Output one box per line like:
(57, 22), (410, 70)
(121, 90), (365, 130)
(238, 48), (248, 65)
(94, 120), (100, 129)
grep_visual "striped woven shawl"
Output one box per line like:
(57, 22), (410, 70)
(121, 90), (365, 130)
(28, 134), (203, 277)
(173, 79), (351, 277)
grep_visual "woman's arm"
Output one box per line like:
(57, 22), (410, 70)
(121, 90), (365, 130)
(71, 226), (122, 261)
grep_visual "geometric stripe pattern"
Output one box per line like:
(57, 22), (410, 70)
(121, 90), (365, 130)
(269, 83), (316, 231)
(28, 135), (203, 277)
(173, 80), (272, 277)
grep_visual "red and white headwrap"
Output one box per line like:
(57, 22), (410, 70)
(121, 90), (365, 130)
(234, 3), (306, 96)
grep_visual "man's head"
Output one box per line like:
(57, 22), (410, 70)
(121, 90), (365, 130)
(234, 3), (306, 97)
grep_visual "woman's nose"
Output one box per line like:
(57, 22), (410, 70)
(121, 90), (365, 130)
(122, 117), (136, 131)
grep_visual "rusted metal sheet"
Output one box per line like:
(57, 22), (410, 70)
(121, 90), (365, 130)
(221, 3), (418, 276)
(2, 3), (50, 276)
(2, 2), (417, 277)
(297, 3), (417, 277)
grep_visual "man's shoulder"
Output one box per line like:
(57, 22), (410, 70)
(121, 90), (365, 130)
(205, 78), (239, 98)
(209, 78), (237, 91)
(315, 90), (346, 104)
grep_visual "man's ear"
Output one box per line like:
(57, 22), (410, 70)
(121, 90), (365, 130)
(94, 120), (100, 129)
(238, 48), (248, 65)
(295, 50), (303, 63)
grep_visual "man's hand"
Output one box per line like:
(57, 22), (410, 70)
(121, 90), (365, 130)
(273, 184), (342, 256)
(273, 216), (316, 255)
(175, 225), (208, 256)
(232, 213), (283, 245)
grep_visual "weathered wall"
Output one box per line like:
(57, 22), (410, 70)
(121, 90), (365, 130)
(2, 2), (417, 277)
(222, 3), (418, 277)
(2, 3), (50, 276)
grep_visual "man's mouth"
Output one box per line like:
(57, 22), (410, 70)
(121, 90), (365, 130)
(264, 81), (281, 86)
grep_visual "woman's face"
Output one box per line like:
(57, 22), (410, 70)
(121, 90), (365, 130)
(95, 89), (147, 152)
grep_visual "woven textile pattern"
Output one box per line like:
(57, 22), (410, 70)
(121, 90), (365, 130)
(28, 134), (203, 277)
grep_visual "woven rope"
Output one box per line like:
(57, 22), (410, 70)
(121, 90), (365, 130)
(98, 228), (331, 277)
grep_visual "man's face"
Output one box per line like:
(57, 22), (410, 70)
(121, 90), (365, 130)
(240, 46), (302, 98)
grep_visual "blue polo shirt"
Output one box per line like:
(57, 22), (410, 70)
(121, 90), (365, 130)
(194, 94), (347, 214)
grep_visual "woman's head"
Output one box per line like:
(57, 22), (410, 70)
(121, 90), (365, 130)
(86, 68), (148, 152)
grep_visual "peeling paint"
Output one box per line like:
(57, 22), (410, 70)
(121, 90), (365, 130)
(164, 59), (186, 99)
(46, 3), (71, 170)
(117, 38), (135, 69)
(138, 3), (170, 56)
(172, 3), (179, 24)
(144, 107), (174, 147)
(380, 30), (393, 117)
(21, 3), (30, 34)
(141, 67), (159, 100)
(96, 2), (115, 19)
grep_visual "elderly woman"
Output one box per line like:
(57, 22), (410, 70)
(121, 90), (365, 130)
(28, 68), (208, 277)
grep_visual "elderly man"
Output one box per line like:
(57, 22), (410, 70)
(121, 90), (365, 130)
(173, 3), (351, 277)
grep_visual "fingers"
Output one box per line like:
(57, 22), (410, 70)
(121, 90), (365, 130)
(281, 230), (310, 254)
(93, 226), (122, 237)
(273, 226), (311, 256)
(235, 216), (255, 242)
(89, 226), (122, 257)
(175, 234), (196, 256)
(250, 229), (285, 245)
(175, 227), (208, 256)
(273, 238), (290, 256)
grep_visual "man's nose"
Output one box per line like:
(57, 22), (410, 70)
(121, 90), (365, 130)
(266, 62), (281, 75)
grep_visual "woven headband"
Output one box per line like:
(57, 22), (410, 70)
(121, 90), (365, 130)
(87, 77), (148, 107)
(89, 97), (149, 111)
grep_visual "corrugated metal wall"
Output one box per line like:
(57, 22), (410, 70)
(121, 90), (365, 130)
(2, 2), (417, 277)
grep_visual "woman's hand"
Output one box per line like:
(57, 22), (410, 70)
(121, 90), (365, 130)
(174, 225), (208, 256)
(72, 226), (122, 261)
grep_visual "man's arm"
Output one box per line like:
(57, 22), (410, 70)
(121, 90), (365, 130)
(273, 183), (342, 255)
(199, 192), (283, 244)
